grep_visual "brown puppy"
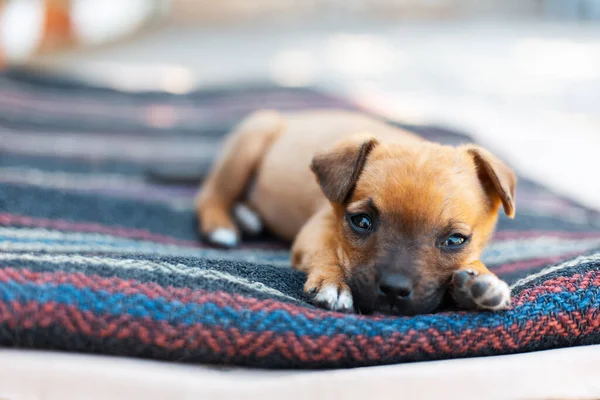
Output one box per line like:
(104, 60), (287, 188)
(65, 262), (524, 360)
(195, 110), (516, 315)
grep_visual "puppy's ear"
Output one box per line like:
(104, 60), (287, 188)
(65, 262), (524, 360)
(311, 134), (379, 203)
(463, 145), (517, 218)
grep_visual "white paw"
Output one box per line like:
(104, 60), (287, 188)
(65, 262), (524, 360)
(312, 284), (354, 312)
(233, 203), (263, 235)
(452, 270), (511, 311)
(209, 228), (239, 248)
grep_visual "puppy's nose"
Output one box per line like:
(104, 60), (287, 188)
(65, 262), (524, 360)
(379, 273), (412, 298)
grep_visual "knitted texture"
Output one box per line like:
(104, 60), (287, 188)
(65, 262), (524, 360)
(1, 69), (600, 369)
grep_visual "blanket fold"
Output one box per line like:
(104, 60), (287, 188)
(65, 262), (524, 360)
(0, 69), (599, 368)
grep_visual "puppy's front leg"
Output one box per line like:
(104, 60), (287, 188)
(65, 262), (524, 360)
(292, 207), (353, 312)
(451, 260), (511, 311)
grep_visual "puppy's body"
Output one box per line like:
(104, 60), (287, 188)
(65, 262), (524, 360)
(249, 111), (422, 240)
(196, 110), (515, 315)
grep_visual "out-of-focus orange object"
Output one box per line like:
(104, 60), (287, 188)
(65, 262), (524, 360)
(39, 0), (73, 53)
(0, 0), (167, 67)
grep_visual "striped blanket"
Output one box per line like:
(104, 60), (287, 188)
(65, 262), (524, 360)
(1, 69), (600, 369)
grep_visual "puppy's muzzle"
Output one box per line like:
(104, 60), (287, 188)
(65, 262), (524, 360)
(378, 273), (412, 299)
(377, 272), (443, 315)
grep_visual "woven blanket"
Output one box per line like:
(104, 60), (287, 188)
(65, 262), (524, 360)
(1, 69), (600, 369)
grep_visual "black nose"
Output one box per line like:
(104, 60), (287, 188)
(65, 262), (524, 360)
(379, 273), (412, 298)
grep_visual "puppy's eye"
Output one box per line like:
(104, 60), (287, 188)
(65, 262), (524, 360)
(440, 233), (468, 248)
(349, 213), (373, 233)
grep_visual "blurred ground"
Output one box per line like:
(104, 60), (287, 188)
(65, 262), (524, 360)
(31, 19), (600, 210)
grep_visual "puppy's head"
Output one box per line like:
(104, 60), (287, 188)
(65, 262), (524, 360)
(311, 133), (516, 315)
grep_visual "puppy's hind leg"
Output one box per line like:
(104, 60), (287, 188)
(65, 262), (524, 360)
(233, 202), (263, 236)
(195, 110), (283, 247)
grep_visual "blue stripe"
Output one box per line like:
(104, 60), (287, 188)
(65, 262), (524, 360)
(0, 280), (599, 337)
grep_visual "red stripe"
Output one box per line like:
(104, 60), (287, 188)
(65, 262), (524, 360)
(0, 213), (199, 246)
(0, 300), (598, 363)
(512, 271), (600, 307)
(492, 251), (586, 274)
(0, 213), (284, 250)
(493, 230), (600, 240)
(0, 267), (598, 320)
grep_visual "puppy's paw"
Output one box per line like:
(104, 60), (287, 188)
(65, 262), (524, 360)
(233, 203), (263, 235)
(207, 228), (239, 248)
(305, 274), (353, 312)
(310, 284), (354, 312)
(196, 198), (240, 248)
(452, 270), (511, 311)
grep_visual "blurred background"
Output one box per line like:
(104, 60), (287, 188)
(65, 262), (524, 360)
(1, 0), (599, 208)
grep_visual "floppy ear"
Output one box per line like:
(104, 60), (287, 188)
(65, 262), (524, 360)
(311, 134), (379, 204)
(464, 145), (517, 218)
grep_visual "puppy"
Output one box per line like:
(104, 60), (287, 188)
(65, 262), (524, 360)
(195, 110), (516, 315)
